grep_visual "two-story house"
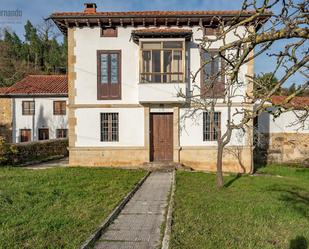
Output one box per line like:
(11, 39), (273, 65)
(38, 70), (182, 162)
(51, 3), (270, 172)
(0, 75), (68, 143)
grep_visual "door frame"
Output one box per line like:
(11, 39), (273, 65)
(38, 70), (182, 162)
(149, 112), (174, 162)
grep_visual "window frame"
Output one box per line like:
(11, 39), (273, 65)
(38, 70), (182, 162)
(38, 128), (49, 141)
(101, 27), (118, 37)
(204, 27), (220, 36)
(203, 112), (221, 141)
(56, 128), (68, 138)
(20, 129), (31, 142)
(200, 49), (225, 98)
(139, 40), (185, 83)
(53, 101), (66, 115)
(22, 101), (35, 115)
(100, 113), (119, 142)
(97, 50), (122, 100)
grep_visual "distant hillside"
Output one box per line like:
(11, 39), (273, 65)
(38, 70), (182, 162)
(0, 20), (67, 87)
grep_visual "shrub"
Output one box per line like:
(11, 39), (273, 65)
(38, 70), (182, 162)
(0, 136), (16, 165)
(3, 138), (68, 166)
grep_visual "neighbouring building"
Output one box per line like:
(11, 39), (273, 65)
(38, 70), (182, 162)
(0, 87), (13, 143)
(0, 75), (68, 143)
(255, 96), (309, 165)
(50, 3), (271, 172)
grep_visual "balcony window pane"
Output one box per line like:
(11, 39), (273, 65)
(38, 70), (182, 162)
(172, 51), (182, 82)
(163, 51), (172, 83)
(100, 54), (108, 84)
(142, 42), (161, 49)
(152, 50), (161, 82)
(163, 41), (182, 48)
(142, 51), (151, 73)
(110, 53), (118, 84)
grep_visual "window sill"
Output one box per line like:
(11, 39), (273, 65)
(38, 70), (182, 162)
(138, 82), (186, 84)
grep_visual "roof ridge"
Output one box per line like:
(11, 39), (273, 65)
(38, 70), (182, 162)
(52, 9), (260, 13)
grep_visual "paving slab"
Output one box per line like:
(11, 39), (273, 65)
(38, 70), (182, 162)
(94, 171), (172, 249)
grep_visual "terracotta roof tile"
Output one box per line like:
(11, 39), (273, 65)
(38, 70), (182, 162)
(1, 75), (67, 96)
(51, 10), (261, 17)
(271, 95), (309, 108)
(0, 87), (10, 94)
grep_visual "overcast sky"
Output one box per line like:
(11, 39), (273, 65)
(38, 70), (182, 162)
(0, 0), (306, 86)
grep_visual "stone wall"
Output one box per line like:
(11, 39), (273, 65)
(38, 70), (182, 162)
(69, 146), (253, 173)
(69, 147), (148, 167)
(255, 132), (309, 166)
(0, 98), (12, 143)
(180, 146), (253, 173)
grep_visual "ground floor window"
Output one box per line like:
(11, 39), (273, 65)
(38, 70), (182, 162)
(56, 129), (68, 138)
(38, 128), (49, 140)
(20, 129), (31, 142)
(100, 113), (119, 142)
(203, 112), (221, 141)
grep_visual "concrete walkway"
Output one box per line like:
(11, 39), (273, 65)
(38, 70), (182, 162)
(25, 157), (69, 169)
(94, 171), (173, 249)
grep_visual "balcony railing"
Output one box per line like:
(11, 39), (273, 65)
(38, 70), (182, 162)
(140, 72), (184, 83)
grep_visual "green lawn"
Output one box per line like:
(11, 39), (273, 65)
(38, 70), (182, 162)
(0, 167), (145, 249)
(171, 166), (309, 249)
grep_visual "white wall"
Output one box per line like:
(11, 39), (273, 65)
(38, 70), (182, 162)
(180, 107), (247, 146)
(73, 25), (252, 149)
(75, 107), (144, 147)
(74, 27), (139, 104)
(258, 110), (309, 133)
(189, 26), (249, 103)
(13, 97), (68, 143)
(73, 25), (250, 105)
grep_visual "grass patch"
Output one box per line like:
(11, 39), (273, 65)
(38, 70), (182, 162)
(0, 167), (146, 248)
(171, 166), (309, 249)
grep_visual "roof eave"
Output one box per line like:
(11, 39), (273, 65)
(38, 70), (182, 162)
(50, 12), (272, 35)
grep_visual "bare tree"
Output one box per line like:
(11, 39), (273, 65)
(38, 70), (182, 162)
(178, 0), (309, 188)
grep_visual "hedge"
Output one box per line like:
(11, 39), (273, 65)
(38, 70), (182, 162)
(1, 138), (68, 166)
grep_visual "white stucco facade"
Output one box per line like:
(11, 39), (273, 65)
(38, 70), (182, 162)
(12, 97), (68, 143)
(258, 110), (309, 134)
(75, 107), (144, 147)
(73, 26), (250, 106)
(72, 25), (251, 144)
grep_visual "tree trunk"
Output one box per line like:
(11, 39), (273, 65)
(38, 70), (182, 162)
(216, 141), (224, 188)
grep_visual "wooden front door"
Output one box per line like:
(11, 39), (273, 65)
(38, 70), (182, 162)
(150, 113), (173, 162)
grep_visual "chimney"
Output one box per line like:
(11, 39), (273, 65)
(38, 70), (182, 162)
(84, 3), (97, 13)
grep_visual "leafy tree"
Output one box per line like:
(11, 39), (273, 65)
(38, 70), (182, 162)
(254, 72), (281, 97)
(0, 19), (67, 87)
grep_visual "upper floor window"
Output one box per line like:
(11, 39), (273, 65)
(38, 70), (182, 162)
(101, 27), (117, 37)
(203, 112), (221, 141)
(140, 41), (184, 83)
(97, 50), (121, 100)
(201, 50), (225, 98)
(53, 101), (66, 115)
(205, 27), (219, 36)
(22, 101), (35, 115)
